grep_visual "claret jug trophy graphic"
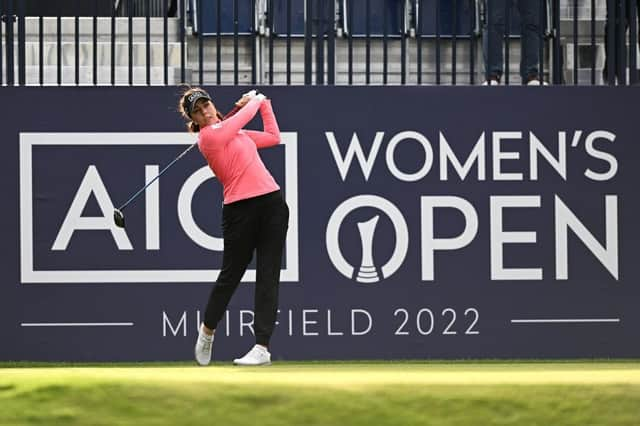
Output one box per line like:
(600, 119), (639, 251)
(356, 216), (379, 283)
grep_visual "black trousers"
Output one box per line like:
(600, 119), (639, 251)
(203, 190), (289, 347)
(604, 0), (640, 83)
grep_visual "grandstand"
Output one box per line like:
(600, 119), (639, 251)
(1, 0), (637, 86)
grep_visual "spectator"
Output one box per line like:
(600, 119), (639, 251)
(603, 0), (640, 84)
(482, 0), (547, 85)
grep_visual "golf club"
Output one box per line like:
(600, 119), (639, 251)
(113, 96), (252, 228)
(113, 141), (198, 228)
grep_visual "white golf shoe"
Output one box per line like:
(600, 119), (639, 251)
(233, 344), (271, 366)
(194, 324), (214, 366)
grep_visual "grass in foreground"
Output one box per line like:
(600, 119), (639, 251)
(1, 361), (639, 426)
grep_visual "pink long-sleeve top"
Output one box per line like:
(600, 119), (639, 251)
(197, 97), (281, 204)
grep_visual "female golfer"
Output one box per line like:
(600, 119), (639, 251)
(178, 87), (289, 366)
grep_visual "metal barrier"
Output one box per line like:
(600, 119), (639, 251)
(0, 0), (638, 85)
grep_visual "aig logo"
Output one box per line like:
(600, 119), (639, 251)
(326, 195), (409, 283)
(19, 132), (299, 284)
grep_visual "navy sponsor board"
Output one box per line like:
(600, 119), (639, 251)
(0, 86), (638, 361)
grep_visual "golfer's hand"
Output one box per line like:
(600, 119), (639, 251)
(235, 89), (257, 107)
(242, 89), (257, 98)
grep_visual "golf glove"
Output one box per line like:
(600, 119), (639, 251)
(242, 89), (258, 99)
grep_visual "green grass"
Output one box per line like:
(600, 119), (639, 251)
(1, 361), (639, 426)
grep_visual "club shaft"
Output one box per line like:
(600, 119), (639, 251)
(115, 103), (242, 213)
(117, 142), (197, 211)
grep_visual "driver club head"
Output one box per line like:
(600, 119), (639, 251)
(113, 209), (125, 228)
